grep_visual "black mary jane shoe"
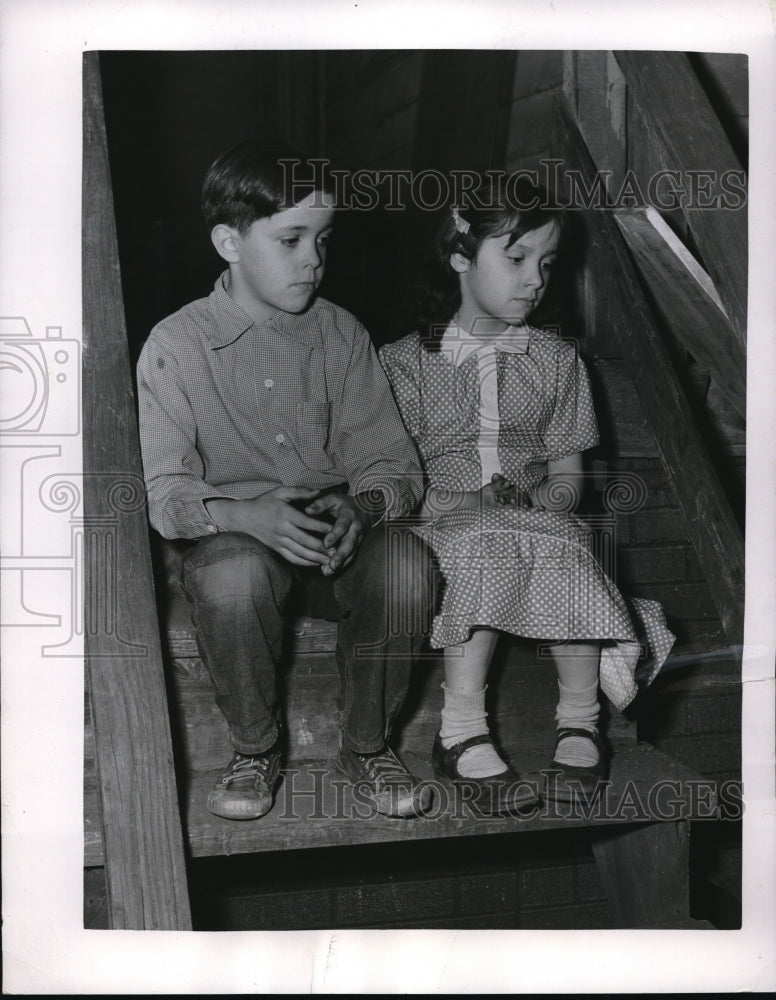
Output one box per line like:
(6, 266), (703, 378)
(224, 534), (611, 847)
(543, 727), (609, 803)
(432, 733), (540, 817)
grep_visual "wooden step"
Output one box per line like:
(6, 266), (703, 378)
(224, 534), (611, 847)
(85, 740), (715, 865)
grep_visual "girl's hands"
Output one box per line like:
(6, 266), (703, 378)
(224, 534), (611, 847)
(421, 475), (529, 519)
(486, 472), (518, 506)
(481, 473), (529, 507)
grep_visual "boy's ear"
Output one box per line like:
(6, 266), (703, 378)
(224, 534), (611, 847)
(210, 224), (241, 263)
(450, 252), (471, 274)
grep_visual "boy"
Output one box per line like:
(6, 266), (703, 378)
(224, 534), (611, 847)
(137, 139), (433, 821)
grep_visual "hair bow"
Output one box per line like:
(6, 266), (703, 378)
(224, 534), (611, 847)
(451, 207), (470, 235)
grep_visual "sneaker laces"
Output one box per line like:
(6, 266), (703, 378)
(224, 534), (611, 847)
(355, 747), (412, 788)
(222, 753), (272, 787)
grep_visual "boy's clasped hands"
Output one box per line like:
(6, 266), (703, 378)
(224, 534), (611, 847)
(208, 487), (371, 575)
(303, 489), (372, 576)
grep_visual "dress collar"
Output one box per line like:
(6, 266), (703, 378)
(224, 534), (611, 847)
(438, 322), (530, 367)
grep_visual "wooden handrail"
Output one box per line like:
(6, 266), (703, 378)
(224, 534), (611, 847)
(613, 51), (748, 353)
(614, 207), (745, 418)
(556, 95), (745, 648)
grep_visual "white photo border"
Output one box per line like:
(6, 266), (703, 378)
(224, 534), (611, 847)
(1, 0), (774, 993)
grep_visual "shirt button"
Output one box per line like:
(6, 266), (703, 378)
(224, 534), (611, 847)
(207, 523), (217, 534)
(275, 433), (285, 444)
(264, 378), (274, 388)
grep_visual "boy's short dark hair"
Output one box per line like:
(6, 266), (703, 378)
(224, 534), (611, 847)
(202, 138), (335, 233)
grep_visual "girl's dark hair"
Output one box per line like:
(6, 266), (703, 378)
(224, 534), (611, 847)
(202, 138), (336, 233)
(407, 175), (568, 347)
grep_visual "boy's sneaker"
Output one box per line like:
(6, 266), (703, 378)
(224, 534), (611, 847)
(207, 746), (282, 820)
(336, 743), (433, 818)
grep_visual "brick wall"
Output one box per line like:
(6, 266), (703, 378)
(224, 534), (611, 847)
(607, 457), (742, 793)
(185, 833), (609, 931)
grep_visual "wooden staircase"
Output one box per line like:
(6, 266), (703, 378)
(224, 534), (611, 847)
(83, 49), (744, 930)
(84, 533), (714, 928)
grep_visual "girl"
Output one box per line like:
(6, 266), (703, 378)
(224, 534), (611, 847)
(379, 177), (674, 815)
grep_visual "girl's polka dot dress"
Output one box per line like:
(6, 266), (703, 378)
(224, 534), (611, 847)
(379, 328), (675, 712)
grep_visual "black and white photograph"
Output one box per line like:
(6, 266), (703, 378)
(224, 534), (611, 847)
(2, 1), (775, 994)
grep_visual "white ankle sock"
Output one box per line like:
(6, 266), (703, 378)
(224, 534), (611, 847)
(554, 680), (600, 767)
(439, 684), (507, 778)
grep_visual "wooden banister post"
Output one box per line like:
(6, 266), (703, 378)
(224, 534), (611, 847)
(82, 50), (192, 929)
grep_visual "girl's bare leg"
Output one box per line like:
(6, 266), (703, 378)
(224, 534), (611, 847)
(443, 628), (499, 692)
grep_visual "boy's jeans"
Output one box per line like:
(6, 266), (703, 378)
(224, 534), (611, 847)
(181, 522), (434, 756)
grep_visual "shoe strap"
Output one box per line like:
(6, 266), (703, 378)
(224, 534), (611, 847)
(554, 727), (602, 749)
(442, 733), (500, 766)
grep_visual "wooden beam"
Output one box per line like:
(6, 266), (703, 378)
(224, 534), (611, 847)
(612, 51), (748, 353)
(82, 51), (192, 929)
(556, 96), (745, 648)
(615, 207), (746, 417)
(563, 51), (627, 194)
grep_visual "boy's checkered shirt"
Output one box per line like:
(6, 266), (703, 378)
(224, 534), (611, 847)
(137, 271), (423, 539)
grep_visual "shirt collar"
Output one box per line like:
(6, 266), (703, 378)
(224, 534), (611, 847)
(438, 322), (530, 367)
(206, 271), (262, 348)
(207, 270), (324, 349)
